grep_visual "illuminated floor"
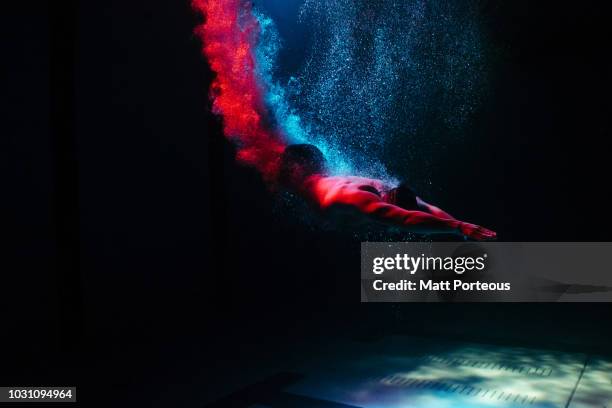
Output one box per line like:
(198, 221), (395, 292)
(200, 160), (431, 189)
(228, 336), (612, 408)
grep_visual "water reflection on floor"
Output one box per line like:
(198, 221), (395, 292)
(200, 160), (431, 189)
(275, 336), (611, 408)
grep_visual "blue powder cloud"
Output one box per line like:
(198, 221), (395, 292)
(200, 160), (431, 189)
(253, 0), (486, 186)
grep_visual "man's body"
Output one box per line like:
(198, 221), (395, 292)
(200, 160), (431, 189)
(280, 144), (496, 240)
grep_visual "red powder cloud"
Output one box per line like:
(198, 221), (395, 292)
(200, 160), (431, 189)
(193, 0), (286, 184)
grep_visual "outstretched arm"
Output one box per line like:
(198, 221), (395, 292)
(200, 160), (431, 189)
(365, 200), (460, 234)
(416, 197), (456, 220)
(328, 189), (451, 234)
(327, 189), (495, 239)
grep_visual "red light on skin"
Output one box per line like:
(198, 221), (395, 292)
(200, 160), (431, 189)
(193, 1), (497, 240)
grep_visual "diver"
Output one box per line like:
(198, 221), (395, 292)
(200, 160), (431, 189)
(278, 144), (496, 240)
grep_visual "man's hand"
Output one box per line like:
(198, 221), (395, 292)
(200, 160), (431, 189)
(458, 222), (497, 241)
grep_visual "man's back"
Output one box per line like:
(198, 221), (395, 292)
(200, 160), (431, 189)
(306, 175), (393, 210)
(281, 144), (495, 240)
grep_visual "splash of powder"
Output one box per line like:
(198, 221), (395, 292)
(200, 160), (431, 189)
(194, 0), (486, 191)
(193, 0), (285, 183)
(252, 9), (355, 177)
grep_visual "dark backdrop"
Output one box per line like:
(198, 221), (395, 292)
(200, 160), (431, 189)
(2, 0), (610, 405)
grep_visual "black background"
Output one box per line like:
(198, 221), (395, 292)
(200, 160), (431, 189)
(2, 0), (611, 406)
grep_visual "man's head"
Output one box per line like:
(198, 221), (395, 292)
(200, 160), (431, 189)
(279, 144), (327, 188)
